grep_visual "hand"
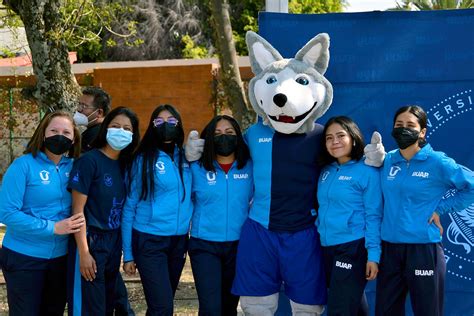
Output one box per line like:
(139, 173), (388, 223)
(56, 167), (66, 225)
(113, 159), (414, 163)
(79, 251), (97, 281)
(54, 213), (85, 235)
(429, 212), (444, 236)
(185, 130), (205, 162)
(366, 261), (379, 280)
(364, 131), (386, 167)
(123, 261), (137, 276)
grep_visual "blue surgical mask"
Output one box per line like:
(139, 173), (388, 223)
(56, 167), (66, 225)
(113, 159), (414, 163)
(106, 128), (133, 151)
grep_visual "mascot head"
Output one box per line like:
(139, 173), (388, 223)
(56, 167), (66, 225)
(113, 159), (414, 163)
(246, 31), (333, 134)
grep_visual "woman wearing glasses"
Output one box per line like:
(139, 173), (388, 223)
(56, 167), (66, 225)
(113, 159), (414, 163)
(121, 104), (193, 315)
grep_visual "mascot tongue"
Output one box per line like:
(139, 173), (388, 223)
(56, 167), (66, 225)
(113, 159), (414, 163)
(278, 115), (295, 123)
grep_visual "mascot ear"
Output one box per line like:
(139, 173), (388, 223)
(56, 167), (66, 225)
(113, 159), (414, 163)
(246, 31), (284, 75)
(294, 33), (330, 75)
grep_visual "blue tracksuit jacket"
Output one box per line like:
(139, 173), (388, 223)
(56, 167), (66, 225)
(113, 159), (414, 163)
(190, 160), (253, 242)
(316, 159), (382, 263)
(0, 152), (73, 259)
(245, 121), (323, 232)
(381, 144), (474, 243)
(122, 148), (193, 262)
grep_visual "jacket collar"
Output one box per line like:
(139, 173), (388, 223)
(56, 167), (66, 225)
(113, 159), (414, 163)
(390, 143), (432, 164)
(330, 159), (358, 168)
(37, 150), (70, 166)
(213, 160), (237, 172)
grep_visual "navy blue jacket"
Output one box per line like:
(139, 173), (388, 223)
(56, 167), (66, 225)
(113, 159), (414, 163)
(245, 121), (323, 232)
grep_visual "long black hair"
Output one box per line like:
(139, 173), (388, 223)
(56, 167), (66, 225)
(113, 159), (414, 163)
(319, 116), (365, 166)
(134, 104), (185, 201)
(92, 106), (140, 174)
(199, 115), (250, 172)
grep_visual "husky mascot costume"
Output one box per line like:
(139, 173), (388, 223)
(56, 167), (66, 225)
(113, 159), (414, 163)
(186, 31), (384, 315)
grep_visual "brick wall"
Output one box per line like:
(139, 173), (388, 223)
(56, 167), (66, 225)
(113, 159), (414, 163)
(93, 64), (219, 137)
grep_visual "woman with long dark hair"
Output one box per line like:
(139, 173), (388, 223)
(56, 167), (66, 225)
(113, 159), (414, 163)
(68, 106), (140, 315)
(121, 104), (192, 315)
(189, 115), (252, 315)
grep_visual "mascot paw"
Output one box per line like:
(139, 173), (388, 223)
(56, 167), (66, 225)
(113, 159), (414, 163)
(185, 130), (205, 162)
(364, 131), (386, 167)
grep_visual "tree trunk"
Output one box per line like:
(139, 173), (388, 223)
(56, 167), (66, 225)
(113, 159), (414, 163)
(4, 0), (81, 113)
(209, 0), (255, 130)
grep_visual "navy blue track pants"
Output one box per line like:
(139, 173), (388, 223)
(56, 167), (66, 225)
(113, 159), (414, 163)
(375, 242), (446, 316)
(189, 237), (239, 316)
(1, 246), (67, 316)
(322, 238), (369, 316)
(68, 228), (122, 316)
(132, 230), (188, 316)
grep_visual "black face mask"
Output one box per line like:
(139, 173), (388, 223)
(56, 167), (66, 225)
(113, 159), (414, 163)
(155, 122), (179, 142)
(214, 134), (237, 157)
(44, 135), (73, 155)
(391, 127), (420, 149)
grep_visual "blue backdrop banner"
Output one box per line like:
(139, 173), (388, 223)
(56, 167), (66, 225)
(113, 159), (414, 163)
(258, 8), (474, 316)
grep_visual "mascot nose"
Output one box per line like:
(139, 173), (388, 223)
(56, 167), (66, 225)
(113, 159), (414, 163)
(273, 93), (287, 108)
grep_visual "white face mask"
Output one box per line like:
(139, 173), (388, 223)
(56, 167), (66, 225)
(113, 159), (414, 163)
(73, 109), (98, 127)
(106, 128), (133, 151)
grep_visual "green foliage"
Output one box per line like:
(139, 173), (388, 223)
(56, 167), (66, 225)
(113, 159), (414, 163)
(182, 34), (208, 58)
(395, 0), (473, 9)
(228, 0), (262, 56)
(195, 0), (346, 56)
(0, 47), (16, 58)
(0, 6), (22, 28)
(59, 0), (140, 62)
(289, 0), (346, 13)
(0, 4), (25, 58)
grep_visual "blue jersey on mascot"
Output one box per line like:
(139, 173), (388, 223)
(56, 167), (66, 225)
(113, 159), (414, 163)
(186, 31), (384, 315)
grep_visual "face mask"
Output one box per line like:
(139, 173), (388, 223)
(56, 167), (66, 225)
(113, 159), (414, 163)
(214, 134), (237, 157)
(44, 135), (73, 155)
(391, 127), (420, 149)
(73, 109), (98, 127)
(106, 128), (133, 151)
(155, 122), (179, 142)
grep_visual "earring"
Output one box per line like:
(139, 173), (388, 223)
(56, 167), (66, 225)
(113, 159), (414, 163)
(353, 141), (356, 146)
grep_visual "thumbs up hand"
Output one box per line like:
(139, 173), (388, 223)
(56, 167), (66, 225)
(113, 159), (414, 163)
(364, 131), (386, 167)
(185, 130), (205, 162)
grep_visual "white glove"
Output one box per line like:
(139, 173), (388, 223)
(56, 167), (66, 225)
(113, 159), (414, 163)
(185, 130), (205, 162)
(364, 131), (386, 167)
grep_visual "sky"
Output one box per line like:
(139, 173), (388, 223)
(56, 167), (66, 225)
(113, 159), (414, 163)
(344, 0), (399, 12)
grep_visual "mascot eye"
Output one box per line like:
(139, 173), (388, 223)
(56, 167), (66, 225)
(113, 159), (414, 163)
(296, 77), (309, 85)
(266, 76), (277, 84)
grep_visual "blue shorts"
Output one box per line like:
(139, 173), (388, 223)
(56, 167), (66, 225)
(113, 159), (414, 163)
(231, 219), (327, 305)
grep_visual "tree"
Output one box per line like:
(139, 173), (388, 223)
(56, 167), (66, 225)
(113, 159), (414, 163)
(289, 0), (347, 13)
(1, 0), (138, 112)
(197, 0), (346, 57)
(60, 1), (139, 62)
(395, 0), (473, 10)
(3, 0), (81, 112)
(104, 0), (203, 61)
(209, 0), (254, 129)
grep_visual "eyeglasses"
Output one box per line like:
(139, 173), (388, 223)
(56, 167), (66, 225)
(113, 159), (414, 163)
(77, 102), (96, 111)
(153, 117), (179, 127)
